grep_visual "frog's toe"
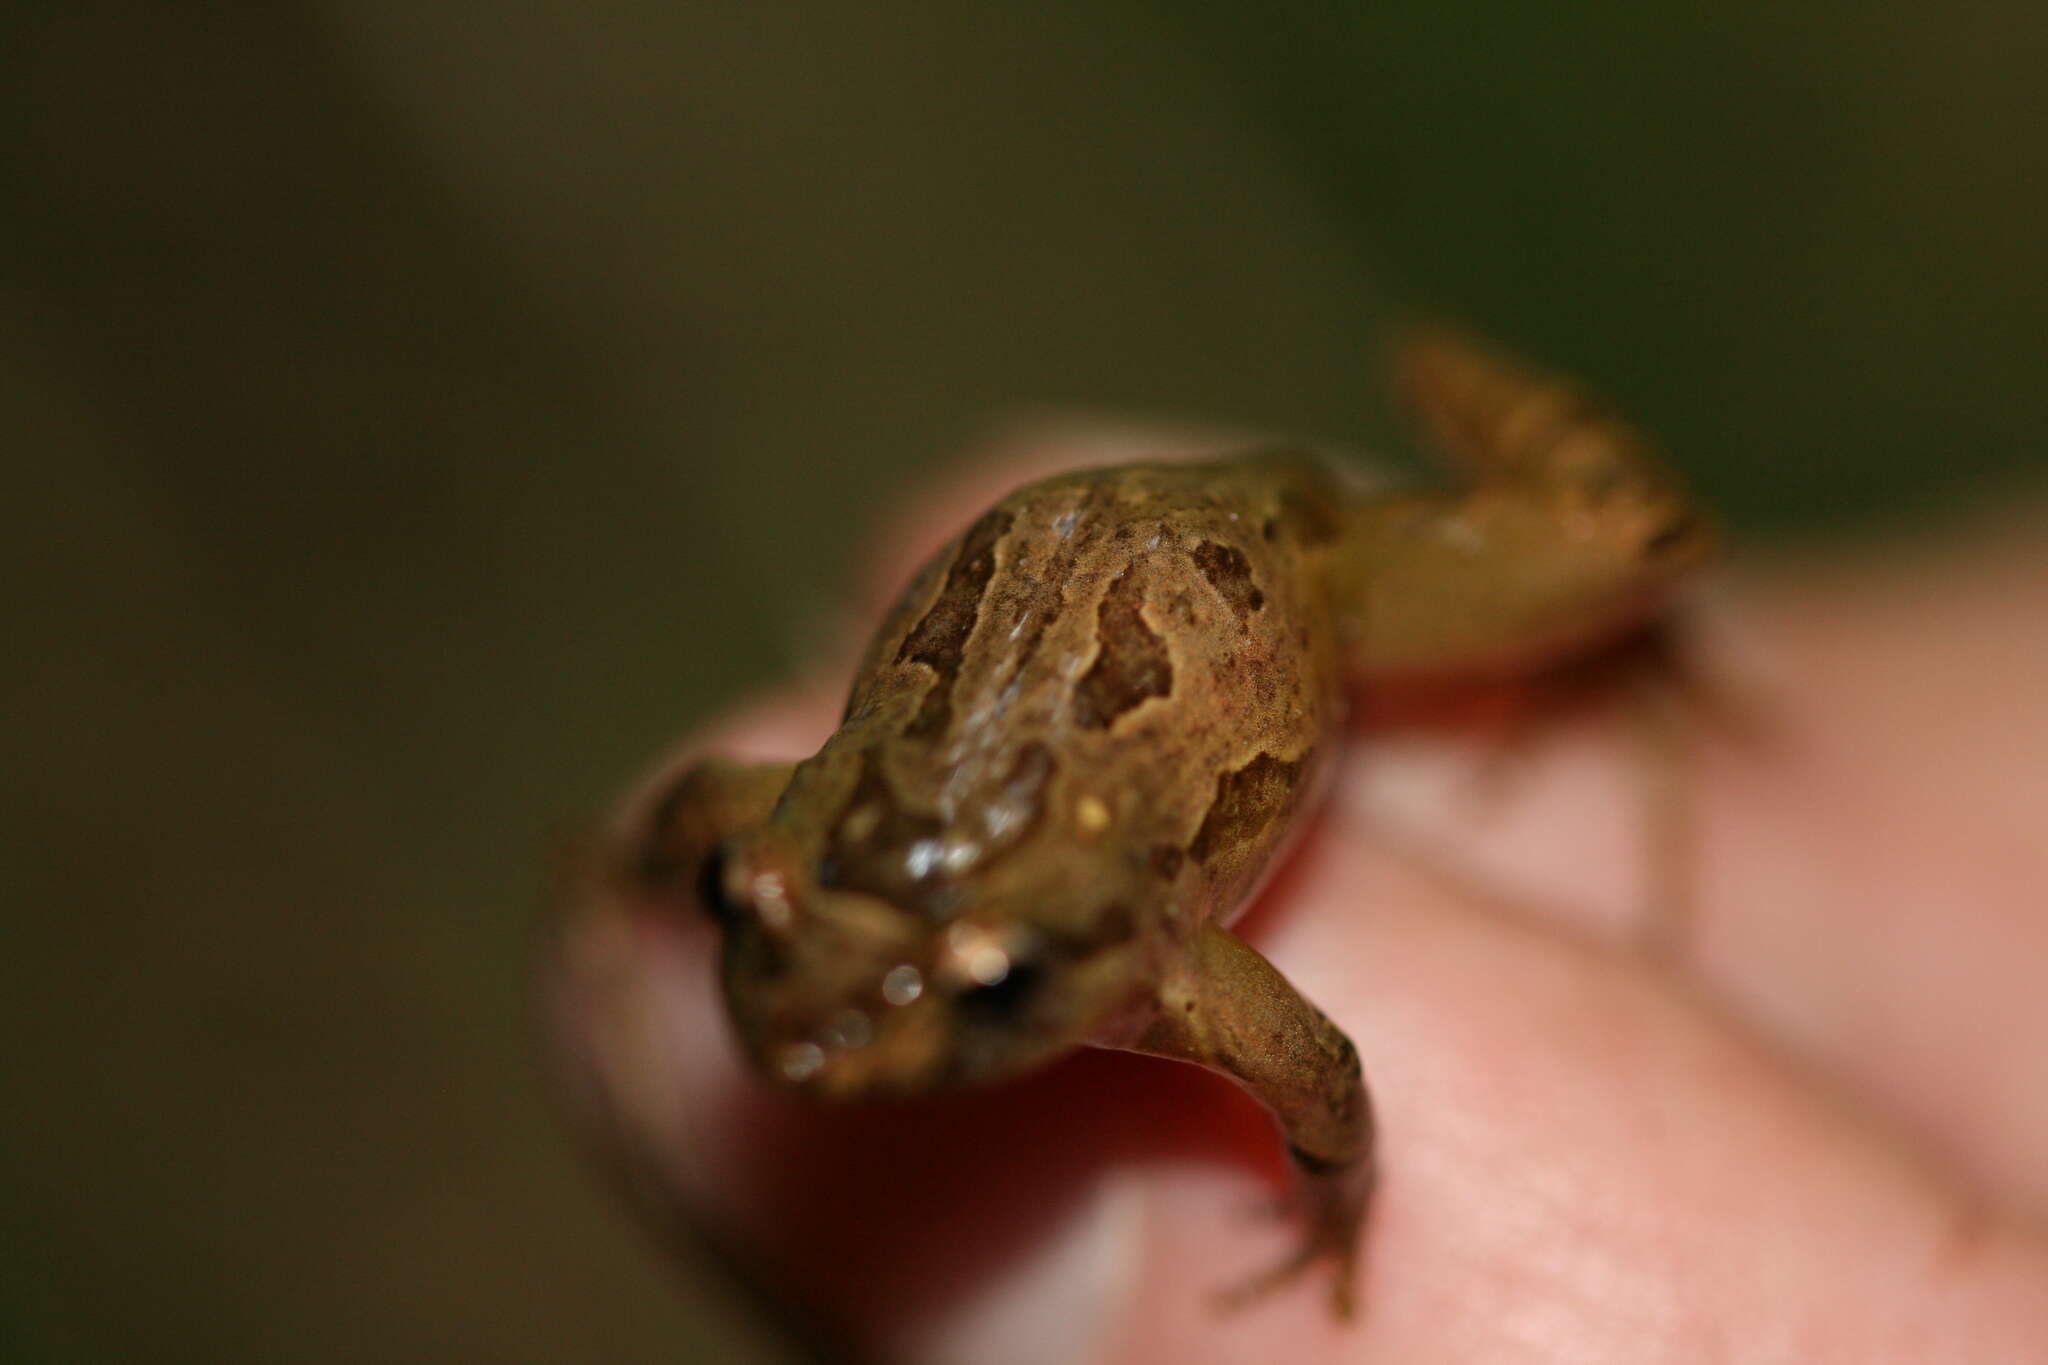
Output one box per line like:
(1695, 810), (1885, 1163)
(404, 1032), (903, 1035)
(1210, 1151), (1372, 1319)
(1209, 1233), (1358, 1321)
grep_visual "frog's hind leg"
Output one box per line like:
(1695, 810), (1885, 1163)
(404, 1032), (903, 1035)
(620, 755), (796, 914)
(1332, 330), (1723, 954)
(1331, 327), (1717, 682)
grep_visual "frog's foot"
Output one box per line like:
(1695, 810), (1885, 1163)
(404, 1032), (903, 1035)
(1211, 1153), (1373, 1321)
(621, 755), (795, 908)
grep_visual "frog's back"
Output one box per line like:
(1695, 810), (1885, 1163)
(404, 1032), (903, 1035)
(825, 454), (1351, 930)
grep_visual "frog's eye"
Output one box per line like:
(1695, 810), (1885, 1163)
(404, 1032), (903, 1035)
(958, 958), (1044, 1023)
(694, 843), (743, 928)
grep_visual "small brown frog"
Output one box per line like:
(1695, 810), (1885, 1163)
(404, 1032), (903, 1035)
(620, 330), (1716, 1317)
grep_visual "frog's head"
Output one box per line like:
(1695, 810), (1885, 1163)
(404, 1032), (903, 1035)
(698, 816), (1152, 1101)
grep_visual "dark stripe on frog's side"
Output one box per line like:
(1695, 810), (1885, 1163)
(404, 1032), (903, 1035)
(893, 478), (1129, 743)
(1190, 541), (1266, 623)
(1072, 566), (1173, 730)
(896, 506), (1014, 738)
(992, 476), (1126, 680)
(1189, 751), (1304, 867)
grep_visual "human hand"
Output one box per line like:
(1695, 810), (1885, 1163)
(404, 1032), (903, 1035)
(548, 434), (2048, 1363)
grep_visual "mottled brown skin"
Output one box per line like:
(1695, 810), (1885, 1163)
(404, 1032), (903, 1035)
(621, 331), (1717, 1319)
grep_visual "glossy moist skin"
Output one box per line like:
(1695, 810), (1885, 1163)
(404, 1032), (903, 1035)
(840, 454), (1347, 940)
(622, 331), (1717, 1317)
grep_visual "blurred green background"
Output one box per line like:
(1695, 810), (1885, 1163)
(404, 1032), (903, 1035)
(3, 4), (2042, 1361)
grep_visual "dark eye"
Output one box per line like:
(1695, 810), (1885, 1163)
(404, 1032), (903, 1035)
(694, 843), (741, 928)
(958, 960), (1044, 1023)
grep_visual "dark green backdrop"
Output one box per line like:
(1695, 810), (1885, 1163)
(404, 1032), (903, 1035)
(4, 5), (2042, 1361)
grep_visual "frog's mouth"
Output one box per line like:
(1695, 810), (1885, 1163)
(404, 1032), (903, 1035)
(734, 980), (1087, 1101)
(742, 968), (1138, 1102)
(751, 998), (956, 1101)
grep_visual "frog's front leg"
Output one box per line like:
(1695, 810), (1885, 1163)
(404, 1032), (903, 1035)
(1118, 922), (1374, 1318)
(624, 756), (795, 907)
(1332, 329), (1718, 679)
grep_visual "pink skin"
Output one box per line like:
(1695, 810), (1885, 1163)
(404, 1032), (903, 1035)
(549, 435), (2048, 1364)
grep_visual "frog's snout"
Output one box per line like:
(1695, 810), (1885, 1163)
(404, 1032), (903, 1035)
(761, 995), (950, 1101)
